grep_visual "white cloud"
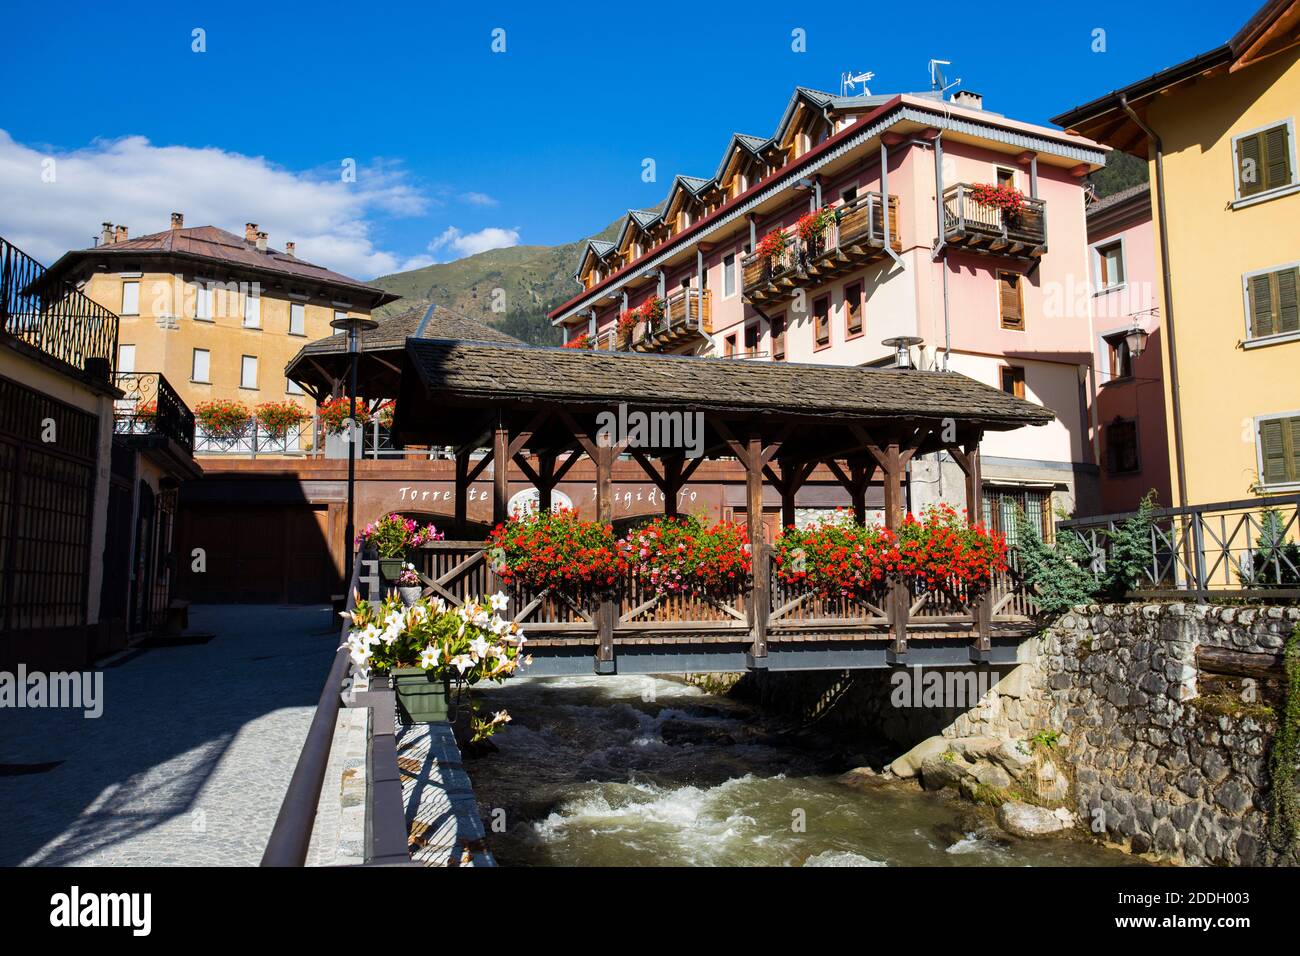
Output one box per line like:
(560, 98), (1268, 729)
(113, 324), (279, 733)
(0, 130), (429, 279)
(460, 191), (498, 207)
(428, 226), (520, 259)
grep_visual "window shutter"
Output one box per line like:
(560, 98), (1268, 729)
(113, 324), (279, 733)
(1238, 132), (1264, 196)
(1000, 273), (1024, 330)
(1277, 267), (1299, 334)
(1292, 417), (1300, 481)
(1251, 272), (1275, 337)
(1259, 418), (1291, 485)
(1264, 124), (1292, 191)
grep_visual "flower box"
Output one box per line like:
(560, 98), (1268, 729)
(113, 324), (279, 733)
(391, 668), (451, 724)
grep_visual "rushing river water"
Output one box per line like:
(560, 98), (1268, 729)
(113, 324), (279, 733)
(465, 674), (1143, 867)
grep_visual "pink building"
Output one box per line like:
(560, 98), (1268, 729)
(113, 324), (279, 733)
(551, 87), (1110, 537)
(1083, 183), (1172, 513)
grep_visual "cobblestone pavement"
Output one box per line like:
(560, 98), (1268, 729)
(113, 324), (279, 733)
(0, 604), (339, 866)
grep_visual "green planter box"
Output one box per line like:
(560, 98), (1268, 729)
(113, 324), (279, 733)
(378, 557), (405, 583)
(391, 668), (451, 724)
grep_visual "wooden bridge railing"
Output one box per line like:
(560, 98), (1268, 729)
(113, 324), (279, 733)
(408, 540), (1039, 669)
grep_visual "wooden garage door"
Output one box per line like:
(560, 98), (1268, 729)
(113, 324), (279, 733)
(178, 505), (335, 604)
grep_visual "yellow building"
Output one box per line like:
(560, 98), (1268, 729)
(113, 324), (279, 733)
(41, 215), (399, 452)
(1054, 0), (1300, 506)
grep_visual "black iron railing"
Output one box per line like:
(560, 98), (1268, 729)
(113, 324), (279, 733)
(0, 235), (119, 380)
(114, 372), (196, 454)
(1059, 494), (1300, 597)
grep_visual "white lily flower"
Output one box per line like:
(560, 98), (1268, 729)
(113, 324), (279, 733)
(419, 645), (441, 669)
(469, 636), (491, 661)
(489, 592), (509, 611)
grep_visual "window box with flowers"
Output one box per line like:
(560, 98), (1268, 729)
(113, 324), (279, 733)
(254, 400), (310, 440)
(774, 506), (1007, 604)
(487, 508), (627, 593)
(757, 228), (790, 267)
(563, 332), (593, 349)
(636, 296), (665, 334)
(620, 515), (752, 596)
(194, 399), (252, 439)
(342, 591), (530, 732)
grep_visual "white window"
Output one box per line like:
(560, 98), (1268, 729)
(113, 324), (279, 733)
(195, 283), (214, 321)
(722, 253), (737, 298)
(121, 281), (139, 315)
(1092, 238), (1126, 292)
(286, 377), (304, 395)
(191, 348), (210, 383)
(240, 355), (258, 390)
(117, 344), (136, 373)
(333, 309), (348, 332)
(290, 302), (306, 336)
(243, 290), (261, 328)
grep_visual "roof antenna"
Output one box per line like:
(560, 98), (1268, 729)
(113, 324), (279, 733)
(841, 70), (874, 97)
(929, 58), (961, 97)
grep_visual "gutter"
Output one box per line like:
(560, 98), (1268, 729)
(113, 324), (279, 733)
(1118, 93), (1189, 507)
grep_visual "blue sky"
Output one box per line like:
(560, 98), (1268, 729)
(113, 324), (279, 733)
(0, 0), (1250, 277)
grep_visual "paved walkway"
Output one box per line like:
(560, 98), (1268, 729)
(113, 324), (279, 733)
(0, 604), (339, 867)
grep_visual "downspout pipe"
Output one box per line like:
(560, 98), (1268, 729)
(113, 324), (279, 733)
(931, 130), (952, 370)
(878, 141), (904, 267)
(1119, 93), (1188, 507)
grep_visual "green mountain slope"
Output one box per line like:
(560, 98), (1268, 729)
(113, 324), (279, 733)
(370, 216), (625, 345)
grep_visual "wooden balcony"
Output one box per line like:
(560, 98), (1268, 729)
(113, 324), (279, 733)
(742, 192), (901, 307)
(942, 184), (1047, 259)
(633, 288), (712, 353)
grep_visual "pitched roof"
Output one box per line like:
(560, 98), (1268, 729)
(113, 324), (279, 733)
(403, 339), (1053, 429)
(43, 224), (399, 305)
(1087, 182), (1151, 217)
(712, 133), (775, 182)
(290, 302), (522, 362)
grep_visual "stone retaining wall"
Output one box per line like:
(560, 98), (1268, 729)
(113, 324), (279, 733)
(752, 601), (1299, 866)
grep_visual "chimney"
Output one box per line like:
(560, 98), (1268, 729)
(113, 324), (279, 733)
(115, 225), (128, 243)
(951, 90), (983, 110)
(256, 230), (268, 253)
(245, 222), (258, 243)
(284, 241), (296, 257)
(170, 212), (184, 231)
(100, 222), (114, 245)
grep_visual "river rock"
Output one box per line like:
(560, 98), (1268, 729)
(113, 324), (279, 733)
(837, 767), (886, 790)
(920, 753), (973, 791)
(990, 739), (1036, 777)
(1035, 759), (1070, 802)
(972, 760), (1012, 790)
(997, 801), (1073, 838)
(888, 736), (953, 779)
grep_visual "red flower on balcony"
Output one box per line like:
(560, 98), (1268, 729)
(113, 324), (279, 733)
(636, 296), (665, 322)
(757, 228), (789, 260)
(968, 182), (1026, 219)
(255, 401), (310, 440)
(194, 399), (251, 438)
(318, 397), (372, 435)
(796, 206), (835, 242)
(617, 309), (638, 336)
(563, 332), (592, 349)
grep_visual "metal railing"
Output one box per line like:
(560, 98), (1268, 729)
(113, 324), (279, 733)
(196, 420), (313, 456)
(942, 183), (1047, 247)
(113, 372), (196, 454)
(262, 555), (412, 866)
(0, 235), (119, 380)
(639, 288), (712, 346)
(1058, 494), (1300, 597)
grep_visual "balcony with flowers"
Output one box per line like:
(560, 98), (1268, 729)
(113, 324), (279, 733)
(630, 289), (712, 353)
(741, 191), (901, 306)
(942, 182), (1047, 258)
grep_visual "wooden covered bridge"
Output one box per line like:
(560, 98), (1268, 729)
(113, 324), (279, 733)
(287, 325), (1050, 675)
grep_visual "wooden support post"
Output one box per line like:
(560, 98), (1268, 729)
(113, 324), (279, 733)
(881, 441), (908, 663)
(537, 452), (555, 512)
(850, 459), (867, 524)
(454, 448), (469, 534)
(492, 416), (510, 526)
(962, 443), (991, 661)
(594, 438), (616, 674)
(745, 434), (769, 669)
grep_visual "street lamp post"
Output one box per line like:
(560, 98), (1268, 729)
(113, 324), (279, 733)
(330, 314), (379, 586)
